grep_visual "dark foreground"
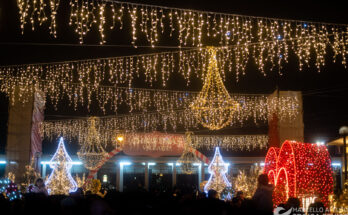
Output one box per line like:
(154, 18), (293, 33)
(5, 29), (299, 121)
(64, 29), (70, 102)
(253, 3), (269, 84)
(0, 190), (259, 215)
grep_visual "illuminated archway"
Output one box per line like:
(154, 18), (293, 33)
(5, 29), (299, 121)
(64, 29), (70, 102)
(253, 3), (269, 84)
(267, 169), (276, 185)
(277, 141), (296, 197)
(273, 167), (289, 205)
(264, 147), (279, 174)
(264, 140), (333, 207)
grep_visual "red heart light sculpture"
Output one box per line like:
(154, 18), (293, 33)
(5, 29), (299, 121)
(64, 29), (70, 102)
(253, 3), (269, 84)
(264, 140), (333, 207)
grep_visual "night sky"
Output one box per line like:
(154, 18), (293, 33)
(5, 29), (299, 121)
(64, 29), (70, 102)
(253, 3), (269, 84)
(0, 0), (347, 156)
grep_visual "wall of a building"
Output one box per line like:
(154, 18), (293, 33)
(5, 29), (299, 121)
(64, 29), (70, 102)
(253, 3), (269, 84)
(5, 93), (34, 180)
(278, 91), (304, 143)
(268, 90), (304, 147)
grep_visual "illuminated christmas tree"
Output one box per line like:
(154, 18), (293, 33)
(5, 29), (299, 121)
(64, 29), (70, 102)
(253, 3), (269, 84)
(333, 180), (348, 213)
(204, 147), (231, 197)
(234, 165), (263, 198)
(46, 137), (78, 195)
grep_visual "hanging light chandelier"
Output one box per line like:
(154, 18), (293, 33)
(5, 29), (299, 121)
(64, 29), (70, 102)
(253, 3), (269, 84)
(77, 117), (107, 170)
(177, 132), (200, 174)
(190, 47), (239, 130)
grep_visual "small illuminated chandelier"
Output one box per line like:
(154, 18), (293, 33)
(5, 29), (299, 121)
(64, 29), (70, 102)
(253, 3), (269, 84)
(77, 117), (107, 170)
(177, 132), (200, 174)
(190, 47), (239, 130)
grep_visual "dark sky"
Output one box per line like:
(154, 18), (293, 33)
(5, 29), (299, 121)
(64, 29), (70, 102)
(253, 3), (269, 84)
(0, 0), (347, 155)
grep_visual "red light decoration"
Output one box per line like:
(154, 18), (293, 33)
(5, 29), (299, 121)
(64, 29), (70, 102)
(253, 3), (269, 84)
(264, 140), (333, 207)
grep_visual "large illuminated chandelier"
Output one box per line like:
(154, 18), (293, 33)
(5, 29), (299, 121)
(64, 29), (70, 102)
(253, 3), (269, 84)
(177, 132), (200, 174)
(77, 117), (107, 170)
(190, 47), (239, 130)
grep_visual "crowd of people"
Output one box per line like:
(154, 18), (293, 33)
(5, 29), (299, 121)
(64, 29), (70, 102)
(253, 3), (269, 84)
(0, 174), (328, 215)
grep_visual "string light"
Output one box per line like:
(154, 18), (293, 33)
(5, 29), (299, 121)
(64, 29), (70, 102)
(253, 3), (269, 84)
(190, 47), (239, 130)
(124, 132), (269, 151)
(1, 31), (347, 107)
(264, 140), (333, 207)
(5, 181), (22, 201)
(22, 158), (42, 189)
(14, 1), (348, 76)
(0, 178), (11, 193)
(74, 173), (86, 188)
(234, 165), (263, 198)
(17, 0), (30, 34)
(191, 135), (269, 151)
(41, 110), (199, 140)
(49, 0), (60, 37)
(331, 180), (348, 214)
(45, 137), (78, 195)
(41, 122), (269, 151)
(0, 53), (300, 120)
(77, 117), (107, 170)
(12, 2), (348, 110)
(124, 131), (186, 152)
(99, 2), (106, 44)
(16, 0), (348, 49)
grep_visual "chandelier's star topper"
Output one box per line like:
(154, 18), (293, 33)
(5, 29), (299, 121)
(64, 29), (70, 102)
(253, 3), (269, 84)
(46, 137), (78, 195)
(204, 147), (231, 197)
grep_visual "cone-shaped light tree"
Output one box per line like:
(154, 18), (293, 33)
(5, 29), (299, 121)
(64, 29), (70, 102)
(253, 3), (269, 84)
(46, 137), (78, 195)
(204, 147), (231, 197)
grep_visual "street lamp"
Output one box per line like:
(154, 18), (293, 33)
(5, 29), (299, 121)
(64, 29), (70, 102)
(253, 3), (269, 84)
(115, 132), (125, 148)
(339, 126), (348, 180)
(116, 135), (124, 143)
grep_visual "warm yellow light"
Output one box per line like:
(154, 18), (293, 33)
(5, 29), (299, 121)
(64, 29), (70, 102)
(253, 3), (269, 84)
(190, 47), (239, 130)
(117, 136), (124, 142)
(77, 117), (107, 170)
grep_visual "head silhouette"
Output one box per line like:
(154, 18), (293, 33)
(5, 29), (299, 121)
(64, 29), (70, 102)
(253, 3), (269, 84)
(208, 189), (218, 199)
(257, 174), (269, 186)
(35, 178), (45, 187)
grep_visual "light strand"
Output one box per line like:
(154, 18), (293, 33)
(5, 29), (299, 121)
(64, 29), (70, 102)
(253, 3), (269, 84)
(0, 65), (300, 120)
(124, 131), (186, 152)
(39, 89), (299, 134)
(41, 117), (270, 151)
(16, 0), (348, 47)
(191, 135), (269, 151)
(1, 33), (346, 106)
